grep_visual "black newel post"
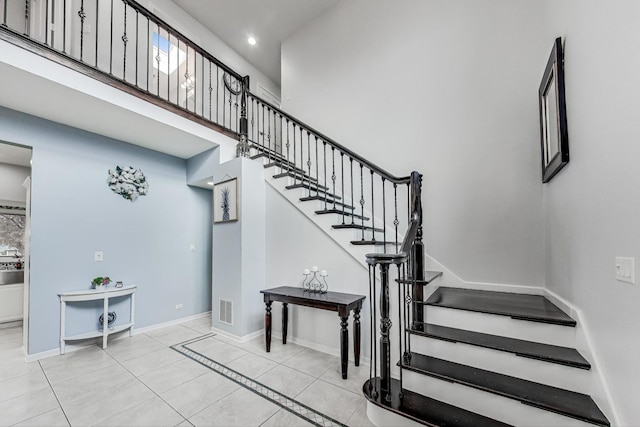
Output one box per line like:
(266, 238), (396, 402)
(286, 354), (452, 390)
(410, 172), (425, 331)
(236, 75), (250, 157)
(379, 263), (392, 402)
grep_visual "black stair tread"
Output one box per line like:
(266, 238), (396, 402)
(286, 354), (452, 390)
(426, 287), (576, 326)
(272, 171), (318, 183)
(402, 353), (609, 426)
(397, 271), (443, 285)
(299, 196), (355, 210)
(350, 240), (397, 246)
(363, 377), (511, 427)
(264, 162), (306, 175)
(332, 223), (384, 232)
(409, 323), (591, 369)
(315, 209), (369, 221)
(286, 182), (330, 192)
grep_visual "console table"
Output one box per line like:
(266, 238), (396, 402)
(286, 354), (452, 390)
(58, 285), (136, 355)
(260, 286), (365, 379)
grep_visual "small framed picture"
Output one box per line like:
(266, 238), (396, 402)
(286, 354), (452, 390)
(115, 281), (123, 288)
(214, 178), (238, 223)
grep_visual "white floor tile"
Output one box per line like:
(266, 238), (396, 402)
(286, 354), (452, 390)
(160, 372), (239, 419)
(95, 395), (185, 426)
(259, 409), (315, 427)
(122, 347), (184, 377)
(13, 407), (70, 427)
(138, 358), (209, 395)
(256, 365), (315, 398)
(282, 348), (338, 378)
(189, 387), (279, 427)
(295, 379), (363, 423)
(0, 369), (49, 403)
(0, 386), (59, 426)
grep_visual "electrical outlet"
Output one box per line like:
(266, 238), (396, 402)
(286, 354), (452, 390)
(189, 243), (196, 252)
(615, 257), (635, 284)
(94, 251), (103, 262)
(175, 304), (184, 310)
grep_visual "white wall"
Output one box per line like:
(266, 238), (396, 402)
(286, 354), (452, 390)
(0, 163), (29, 203)
(541, 2), (640, 424)
(281, 0), (546, 287)
(144, 0), (280, 96)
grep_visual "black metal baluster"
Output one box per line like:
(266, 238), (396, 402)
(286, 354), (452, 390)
(323, 142), (328, 209)
(24, 0), (30, 36)
(398, 263), (404, 396)
(382, 178), (386, 247)
(299, 127), (304, 187)
(227, 87), (232, 129)
(306, 132), (311, 197)
(331, 148), (336, 207)
(360, 164), (365, 241)
(155, 27), (160, 96)
(208, 62), (212, 120)
(371, 170), (375, 242)
(146, 19), (149, 91)
(78, 0), (85, 61)
(3, 0), (8, 26)
(176, 39), (180, 105)
(44, 0), (49, 44)
(63, 0), (67, 52)
(341, 153), (345, 224)
(51, 0), (57, 47)
(292, 123), (297, 185)
(235, 92), (239, 132)
(134, 11), (139, 87)
(315, 136), (319, 191)
(394, 184), (399, 252)
(285, 119), (290, 175)
(215, 66), (219, 123)
(267, 107), (272, 164)
(350, 159), (354, 225)
(279, 115), (284, 171)
(373, 264), (378, 398)
(183, 46), (188, 109)
(109, 0), (113, 74)
(95, 0), (99, 65)
(122, 1), (127, 79)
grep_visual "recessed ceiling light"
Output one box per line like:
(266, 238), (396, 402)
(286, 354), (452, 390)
(207, 181), (214, 186)
(247, 37), (256, 46)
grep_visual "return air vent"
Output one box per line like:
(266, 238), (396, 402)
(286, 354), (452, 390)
(219, 299), (233, 325)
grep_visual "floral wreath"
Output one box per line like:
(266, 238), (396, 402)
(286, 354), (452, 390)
(107, 166), (149, 201)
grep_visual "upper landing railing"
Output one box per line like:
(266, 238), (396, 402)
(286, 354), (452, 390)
(0, 0), (426, 405)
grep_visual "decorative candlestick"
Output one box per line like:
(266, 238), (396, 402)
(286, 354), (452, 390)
(302, 266), (329, 293)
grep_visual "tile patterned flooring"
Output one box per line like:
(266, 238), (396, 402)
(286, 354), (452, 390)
(0, 316), (374, 426)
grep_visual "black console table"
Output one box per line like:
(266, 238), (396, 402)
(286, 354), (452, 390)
(260, 286), (366, 379)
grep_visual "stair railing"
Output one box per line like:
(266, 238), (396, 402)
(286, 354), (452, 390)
(364, 171), (423, 404)
(246, 92), (415, 250)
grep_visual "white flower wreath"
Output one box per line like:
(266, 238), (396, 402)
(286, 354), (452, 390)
(107, 166), (149, 201)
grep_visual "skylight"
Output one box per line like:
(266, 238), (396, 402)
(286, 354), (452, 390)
(152, 32), (186, 75)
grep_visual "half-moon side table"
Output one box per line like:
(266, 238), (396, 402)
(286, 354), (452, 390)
(58, 285), (136, 354)
(260, 286), (365, 379)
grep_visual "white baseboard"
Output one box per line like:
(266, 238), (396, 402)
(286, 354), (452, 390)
(210, 326), (263, 344)
(271, 331), (369, 366)
(24, 311), (212, 363)
(132, 311), (211, 336)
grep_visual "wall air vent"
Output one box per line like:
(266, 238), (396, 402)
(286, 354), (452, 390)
(219, 299), (233, 325)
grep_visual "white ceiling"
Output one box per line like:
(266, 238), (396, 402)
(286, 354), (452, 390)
(172, 0), (339, 86)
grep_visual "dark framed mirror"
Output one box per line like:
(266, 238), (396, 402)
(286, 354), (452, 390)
(539, 37), (569, 183)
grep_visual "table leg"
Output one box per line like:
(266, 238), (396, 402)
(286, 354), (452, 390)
(354, 309), (361, 366)
(102, 296), (108, 350)
(265, 300), (272, 352)
(340, 315), (349, 379)
(282, 303), (288, 345)
(60, 300), (66, 355)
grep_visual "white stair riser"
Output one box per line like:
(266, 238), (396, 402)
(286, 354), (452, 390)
(402, 370), (594, 427)
(410, 336), (590, 393)
(425, 305), (576, 347)
(366, 402), (423, 427)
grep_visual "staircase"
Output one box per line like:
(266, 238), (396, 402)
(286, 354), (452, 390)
(363, 282), (610, 426)
(0, 2), (613, 425)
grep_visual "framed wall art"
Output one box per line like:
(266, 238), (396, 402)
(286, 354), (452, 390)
(213, 177), (238, 223)
(539, 37), (569, 183)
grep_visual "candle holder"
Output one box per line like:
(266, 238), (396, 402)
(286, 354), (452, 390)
(302, 266), (329, 294)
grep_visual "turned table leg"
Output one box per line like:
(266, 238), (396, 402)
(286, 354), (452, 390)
(340, 315), (349, 379)
(354, 308), (361, 366)
(265, 300), (272, 352)
(282, 303), (288, 344)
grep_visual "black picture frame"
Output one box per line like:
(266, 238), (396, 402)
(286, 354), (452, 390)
(539, 37), (569, 183)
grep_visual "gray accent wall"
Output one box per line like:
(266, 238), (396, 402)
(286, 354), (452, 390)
(0, 106), (213, 354)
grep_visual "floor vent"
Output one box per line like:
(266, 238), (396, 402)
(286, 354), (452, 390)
(219, 299), (233, 325)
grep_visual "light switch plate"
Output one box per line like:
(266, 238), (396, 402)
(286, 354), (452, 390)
(94, 251), (104, 262)
(615, 257), (635, 284)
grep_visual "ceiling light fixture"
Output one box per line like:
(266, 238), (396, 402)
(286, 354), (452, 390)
(247, 36), (256, 46)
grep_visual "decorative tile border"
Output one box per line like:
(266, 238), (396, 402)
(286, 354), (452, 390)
(171, 334), (347, 427)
